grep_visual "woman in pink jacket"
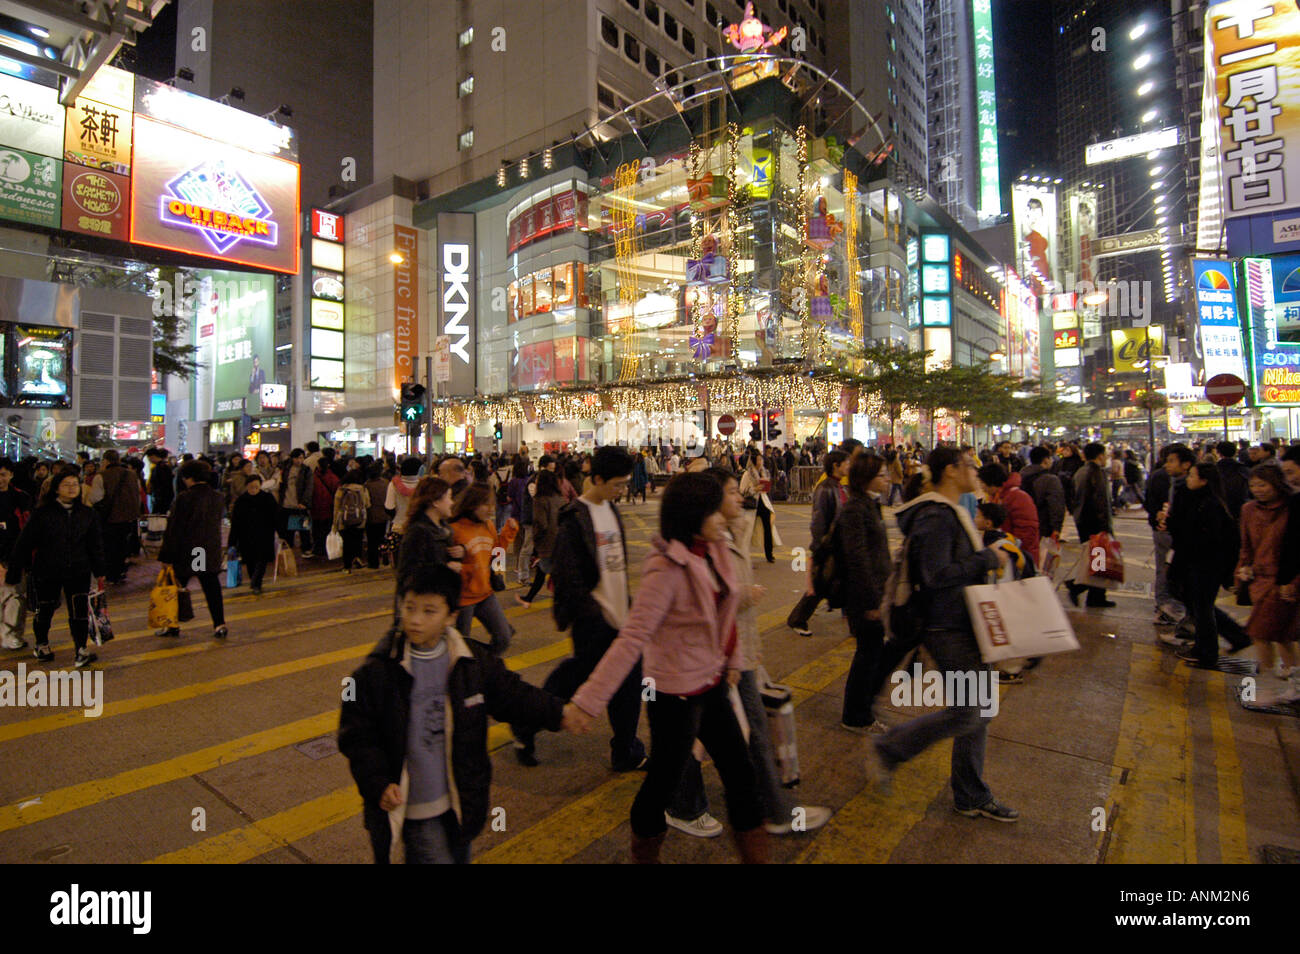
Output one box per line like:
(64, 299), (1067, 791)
(568, 472), (768, 863)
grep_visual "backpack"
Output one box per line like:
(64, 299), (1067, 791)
(495, 471), (511, 508)
(340, 486), (366, 527)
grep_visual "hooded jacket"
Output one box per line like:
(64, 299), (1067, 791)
(338, 626), (564, 853)
(571, 536), (741, 714)
(551, 498), (629, 633)
(988, 482), (1040, 563)
(894, 492), (999, 634)
(384, 475), (421, 532)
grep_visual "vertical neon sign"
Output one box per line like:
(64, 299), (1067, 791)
(972, 0), (1002, 217)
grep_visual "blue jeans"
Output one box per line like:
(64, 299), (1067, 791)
(876, 628), (994, 812)
(1152, 530), (1185, 617)
(456, 595), (514, 655)
(668, 670), (795, 824)
(364, 805), (468, 863)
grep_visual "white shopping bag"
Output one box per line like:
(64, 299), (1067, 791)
(964, 576), (1080, 664)
(325, 530), (343, 561)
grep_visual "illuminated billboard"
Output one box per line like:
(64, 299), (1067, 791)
(1012, 183), (1058, 289)
(11, 324), (72, 408)
(1192, 259), (1247, 380)
(191, 270), (275, 420)
(129, 116), (300, 274)
(1206, 0), (1300, 222)
(971, 0), (1002, 217)
(1069, 189), (1099, 286)
(1242, 255), (1300, 404)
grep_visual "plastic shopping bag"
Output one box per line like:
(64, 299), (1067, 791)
(326, 530), (343, 561)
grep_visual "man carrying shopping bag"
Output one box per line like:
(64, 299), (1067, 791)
(862, 445), (1020, 822)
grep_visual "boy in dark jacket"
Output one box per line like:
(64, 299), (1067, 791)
(339, 564), (577, 863)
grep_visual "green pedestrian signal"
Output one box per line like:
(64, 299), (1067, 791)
(400, 381), (426, 423)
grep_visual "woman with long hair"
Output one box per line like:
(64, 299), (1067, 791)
(5, 466), (106, 667)
(568, 472), (769, 863)
(1236, 464), (1299, 703)
(396, 477), (464, 582)
(739, 450), (775, 563)
(449, 483), (518, 654)
(838, 453), (894, 733)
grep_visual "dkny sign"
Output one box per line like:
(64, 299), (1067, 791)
(437, 212), (476, 396)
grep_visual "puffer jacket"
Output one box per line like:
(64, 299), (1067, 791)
(990, 484), (1040, 563)
(338, 626), (564, 852)
(159, 483), (225, 576)
(571, 536), (740, 713)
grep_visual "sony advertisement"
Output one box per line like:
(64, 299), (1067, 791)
(1242, 255), (1300, 404)
(436, 212), (476, 397)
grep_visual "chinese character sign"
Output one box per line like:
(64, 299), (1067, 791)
(1209, 0), (1300, 219)
(1192, 259), (1247, 380)
(971, 0), (1001, 217)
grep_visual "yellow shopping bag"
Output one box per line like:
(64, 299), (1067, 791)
(147, 565), (179, 629)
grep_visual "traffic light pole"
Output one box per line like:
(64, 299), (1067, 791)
(425, 355), (435, 471)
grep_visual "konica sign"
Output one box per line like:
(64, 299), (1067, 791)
(437, 212), (476, 396)
(1192, 259), (1247, 380)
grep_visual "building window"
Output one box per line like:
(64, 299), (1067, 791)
(601, 15), (618, 47)
(624, 33), (640, 63)
(597, 83), (618, 111)
(682, 28), (695, 53)
(458, 129), (473, 150)
(458, 26), (473, 47)
(458, 75), (474, 97)
(706, 2), (719, 26)
(624, 0), (639, 8)
(664, 12), (677, 40)
(646, 0), (659, 25)
(646, 49), (660, 74)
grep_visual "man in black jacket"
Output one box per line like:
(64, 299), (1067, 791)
(1067, 442), (1116, 608)
(864, 445), (1017, 822)
(510, 446), (641, 770)
(0, 458), (32, 649)
(787, 450), (849, 636)
(158, 459), (228, 639)
(339, 565), (572, 863)
(1020, 446), (1066, 540)
(1214, 440), (1250, 519)
(146, 448), (174, 515)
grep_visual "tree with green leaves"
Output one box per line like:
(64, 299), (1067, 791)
(857, 340), (931, 446)
(152, 265), (201, 381)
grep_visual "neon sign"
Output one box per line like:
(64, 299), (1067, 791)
(724, 3), (787, 53)
(158, 158), (278, 255)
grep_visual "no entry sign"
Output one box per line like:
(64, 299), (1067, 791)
(1204, 373), (1246, 407)
(717, 414), (736, 436)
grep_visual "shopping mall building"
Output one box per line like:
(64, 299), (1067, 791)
(314, 61), (1018, 458)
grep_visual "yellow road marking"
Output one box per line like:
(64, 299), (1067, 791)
(1, 636), (573, 836)
(147, 787), (363, 864)
(1105, 642), (1194, 863)
(1205, 669), (1250, 863)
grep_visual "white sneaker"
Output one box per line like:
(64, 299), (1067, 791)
(665, 811), (723, 838)
(1157, 631), (1192, 648)
(1, 633), (26, 650)
(765, 805), (833, 835)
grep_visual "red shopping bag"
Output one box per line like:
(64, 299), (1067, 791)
(1087, 532), (1124, 583)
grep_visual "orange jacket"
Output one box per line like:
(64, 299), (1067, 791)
(450, 516), (518, 606)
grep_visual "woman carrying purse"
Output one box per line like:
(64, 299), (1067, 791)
(739, 451), (775, 563)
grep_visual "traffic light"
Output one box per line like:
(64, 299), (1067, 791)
(749, 413), (762, 442)
(493, 420), (503, 442)
(766, 411), (782, 442)
(400, 381), (426, 424)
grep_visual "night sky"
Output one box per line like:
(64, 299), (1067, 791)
(994, 0), (1059, 190)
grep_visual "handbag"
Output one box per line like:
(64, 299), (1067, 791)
(275, 544), (297, 579)
(325, 530), (344, 561)
(759, 667), (800, 788)
(88, 588), (114, 645)
(964, 576), (1081, 664)
(226, 554), (242, 589)
(0, 578), (27, 643)
(147, 565), (180, 629)
(177, 587), (195, 623)
(1086, 531), (1124, 583)
(286, 513), (310, 532)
